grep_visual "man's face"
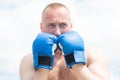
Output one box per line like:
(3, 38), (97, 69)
(40, 7), (72, 36)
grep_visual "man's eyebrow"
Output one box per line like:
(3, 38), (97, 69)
(48, 23), (55, 26)
(60, 22), (67, 24)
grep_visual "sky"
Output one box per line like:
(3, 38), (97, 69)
(0, 0), (120, 80)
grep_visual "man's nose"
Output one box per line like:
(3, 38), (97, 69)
(53, 27), (61, 36)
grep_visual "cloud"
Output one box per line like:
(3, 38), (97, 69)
(0, 0), (18, 10)
(71, 0), (120, 44)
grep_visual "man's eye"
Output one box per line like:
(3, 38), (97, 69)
(60, 23), (67, 28)
(48, 24), (55, 28)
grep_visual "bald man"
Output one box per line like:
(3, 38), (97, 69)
(19, 3), (110, 80)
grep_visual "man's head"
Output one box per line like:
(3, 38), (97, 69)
(40, 3), (72, 36)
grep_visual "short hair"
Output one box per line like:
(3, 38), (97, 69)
(42, 3), (70, 17)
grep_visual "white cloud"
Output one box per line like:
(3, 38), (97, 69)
(71, 0), (120, 44)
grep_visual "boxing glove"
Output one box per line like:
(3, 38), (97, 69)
(58, 31), (86, 68)
(32, 32), (57, 69)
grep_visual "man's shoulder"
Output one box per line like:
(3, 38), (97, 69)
(85, 46), (107, 64)
(23, 53), (32, 59)
(20, 53), (33, 67)
(85, 46), (105, 56)
(19, 53), (35, 80)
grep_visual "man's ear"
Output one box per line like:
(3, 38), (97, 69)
(71, 22), (73, 28)
(40, 22), (43, 31)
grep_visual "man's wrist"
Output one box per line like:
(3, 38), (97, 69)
(37, 68), (49, 73)
(72, 64), (85, 70)
(34, 69), (49, 80)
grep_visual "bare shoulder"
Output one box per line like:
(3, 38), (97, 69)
(19, 53), (35, 80)
(20, 54), (33, 68)
(20, 53), (33, 64)
(85, 46), (107, 64)
(85, 46), (110, 79)
(85, 46), (109, 70)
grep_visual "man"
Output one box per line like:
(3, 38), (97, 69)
(19, 3), (110, 80)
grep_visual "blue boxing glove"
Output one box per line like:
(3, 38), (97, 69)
(58, 31), (86, 68)
(32, 32), (57, 70)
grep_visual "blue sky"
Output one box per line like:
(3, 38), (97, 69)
(0, 0), (120, 79)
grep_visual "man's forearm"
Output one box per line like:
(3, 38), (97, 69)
(33, 69), (49, 80)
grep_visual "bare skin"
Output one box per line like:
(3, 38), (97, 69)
(19, 4), (110, 80)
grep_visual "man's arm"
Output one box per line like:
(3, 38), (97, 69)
(72, 48), (110, 80)
(19, 54), (49, 80)
(19, 54), (35, 80)
(33, 69), (49, 80)
(58, 31), (110, 80)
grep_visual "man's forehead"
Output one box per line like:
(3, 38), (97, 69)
(41, 6), (71, 23)
(45, 7), (69, 14)
(42, 3), (70, 14)
(43, 7), (70, 18)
